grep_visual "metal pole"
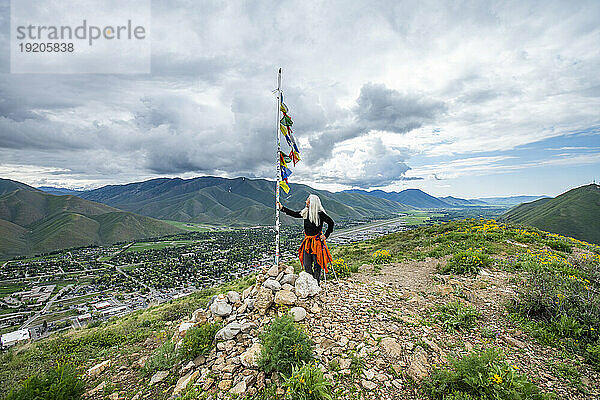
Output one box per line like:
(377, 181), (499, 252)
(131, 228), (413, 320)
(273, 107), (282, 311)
(275, 68), (282, 265)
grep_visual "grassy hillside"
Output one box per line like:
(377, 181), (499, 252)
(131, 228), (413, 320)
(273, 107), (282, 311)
(0, 219), (29, 258)
(80, 176), (412, 225)
(0, 179), (39, 196)
(0, 189), (184, 259)
(502, 184), (600, 244)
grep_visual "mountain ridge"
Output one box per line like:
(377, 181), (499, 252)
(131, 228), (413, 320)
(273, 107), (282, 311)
(501, 184), (600, 244)
(0, 183), (184, 260)
(80, 176), (413, 225)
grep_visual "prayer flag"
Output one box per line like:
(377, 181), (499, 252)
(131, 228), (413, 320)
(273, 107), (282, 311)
(284, 133), (294, 148)
(280, 124), (288, 136)
(281, 166), (292, 181)
(280, 151), (292, 163)
(289, 150), (301, 166)
(279, 181), (290, 193)
(280, 114), (293, 126)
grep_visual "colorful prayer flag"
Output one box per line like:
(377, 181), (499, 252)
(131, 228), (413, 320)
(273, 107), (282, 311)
(289, 150), (301, 166)
(283, 133), (294, 148)
(277, 91), (300, 195)
(280, 114), (293, 126)
(279, 151), (292, 163)
(281, 166), (292, 181)
(279, 181), (290, 193)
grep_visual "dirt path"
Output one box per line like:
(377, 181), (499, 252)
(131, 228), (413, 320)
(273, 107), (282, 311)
(307, 259), (599, 399)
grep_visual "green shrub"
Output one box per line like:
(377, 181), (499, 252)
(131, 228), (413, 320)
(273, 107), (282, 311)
(422, 349), (555, 400)
(283, 363), (332, 400)
(79, 329), (128, 348)
(510, 263), (600, 347)
(441, 249), (492, 275)
(5, 363), (85, 400)
(480, 327), (497, 339)
(142, 340), (179, 376)
(435, 301), (480, 332)
(178, 322), (221, 362)
(585, 342), (600, 369)
(546, 240), (572, 253)
(258, 315), (314, 375)
(514, 234), (536, 244)
(349, 352), (365, 377)
(249, 384), (279, 400)
(509, 258), (600, 370)
(443, 392), (476, 400)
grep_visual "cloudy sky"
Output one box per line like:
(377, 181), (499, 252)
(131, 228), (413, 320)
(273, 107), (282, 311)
(0, 0), (599, 198)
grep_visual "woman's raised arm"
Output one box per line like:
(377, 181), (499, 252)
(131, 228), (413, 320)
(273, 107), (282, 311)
(279, 202), (302, 218)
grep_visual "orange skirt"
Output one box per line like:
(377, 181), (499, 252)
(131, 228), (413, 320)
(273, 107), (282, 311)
(298, 234), (333, 273)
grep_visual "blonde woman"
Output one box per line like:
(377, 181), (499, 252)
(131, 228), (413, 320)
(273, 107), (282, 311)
(277, 194), (334, 283)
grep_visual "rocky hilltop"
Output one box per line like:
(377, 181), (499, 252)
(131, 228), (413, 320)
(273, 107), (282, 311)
(3, 219), (600, 400)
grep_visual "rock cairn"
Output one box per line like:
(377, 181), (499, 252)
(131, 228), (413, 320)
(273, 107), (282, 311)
(164, 264), (322, 398)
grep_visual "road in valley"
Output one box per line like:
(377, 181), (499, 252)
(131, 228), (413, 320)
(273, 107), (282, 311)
(330, 217), (406, 236)
(20, 284), (74, 329)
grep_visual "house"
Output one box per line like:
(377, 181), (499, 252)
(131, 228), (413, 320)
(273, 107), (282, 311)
(77, 313), (92, 322)
(93, 301), (111, 310)
(1, 328), (31, 348)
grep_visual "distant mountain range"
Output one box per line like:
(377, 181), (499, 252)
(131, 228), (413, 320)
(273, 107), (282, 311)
(501, 184), (600, 245)
(0, 179), (183, 260)
(478, 195), (550, 206)
(1, 176), (414, 259)
(1, 174), (559, 259)
(38, 186), (83, 196)
(78, 177), (412, 225)
(342, 189), (546, 208)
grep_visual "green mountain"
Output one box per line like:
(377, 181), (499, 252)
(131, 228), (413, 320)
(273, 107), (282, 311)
(0, 188), (183, 260)
(0, 178), (39, 195)
(343, 188), (452, 208)
(80, 176), (413, 225)
(440, 196), (488, 206)
(501, 184), (600, 244)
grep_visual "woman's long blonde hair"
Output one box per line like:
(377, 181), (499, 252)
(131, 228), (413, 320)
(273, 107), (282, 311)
(300, 194), (325, 225)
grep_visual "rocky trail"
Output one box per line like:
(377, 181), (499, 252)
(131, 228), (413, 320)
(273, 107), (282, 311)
(311, 259), (599, 399)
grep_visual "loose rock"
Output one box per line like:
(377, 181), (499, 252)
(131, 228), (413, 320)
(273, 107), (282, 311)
(289, 306), (307, 322)
(295, 271), (321, 298)
(274, 289), (297, 305)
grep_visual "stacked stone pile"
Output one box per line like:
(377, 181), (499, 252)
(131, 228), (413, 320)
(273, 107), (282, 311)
(165, 264), (323, 398)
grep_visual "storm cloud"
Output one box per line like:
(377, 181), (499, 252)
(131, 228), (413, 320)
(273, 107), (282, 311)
(306, 83), (446, 164)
